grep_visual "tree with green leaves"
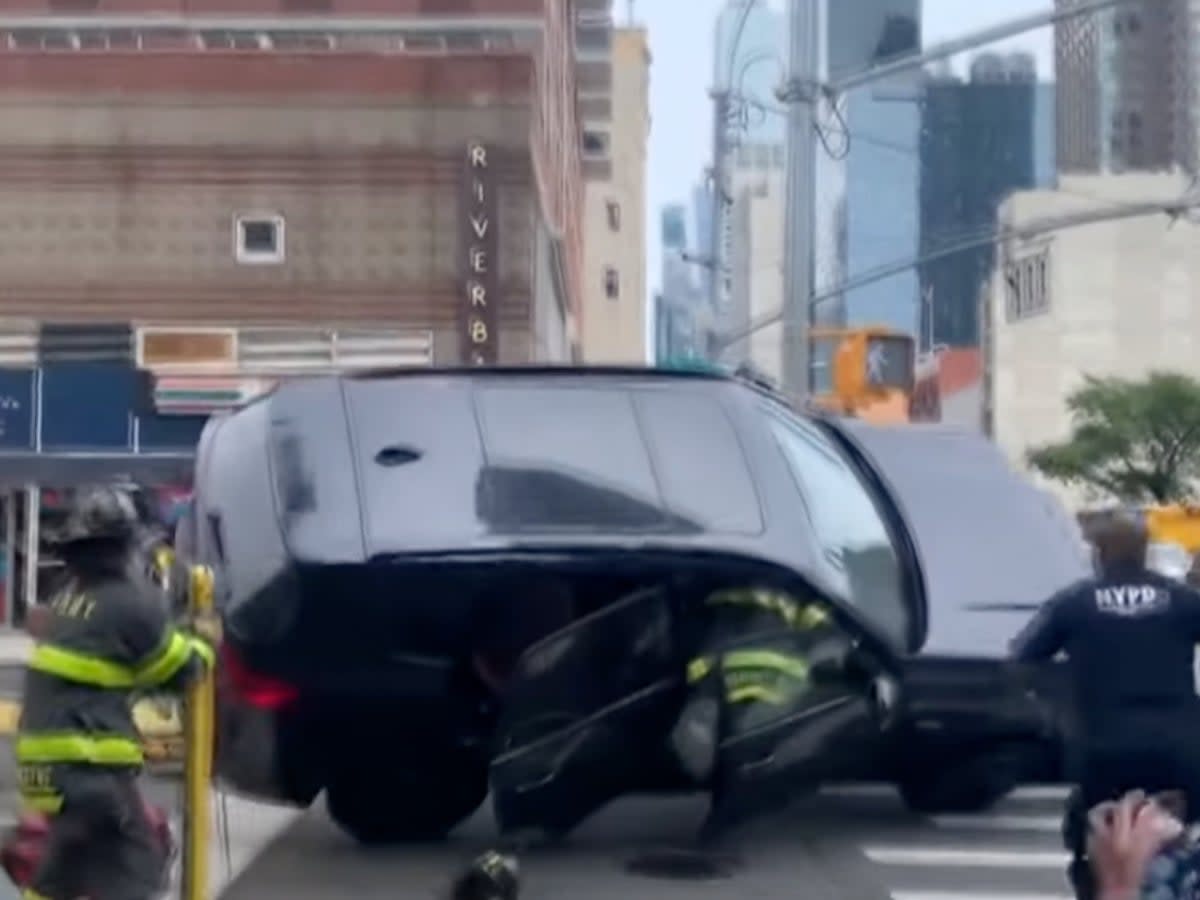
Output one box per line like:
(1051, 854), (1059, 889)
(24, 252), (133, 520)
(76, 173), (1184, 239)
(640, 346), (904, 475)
(1026, 372), (1200, 504)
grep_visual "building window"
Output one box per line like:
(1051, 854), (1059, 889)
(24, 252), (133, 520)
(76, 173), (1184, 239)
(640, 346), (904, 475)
(235, 214), (285, 265)
(1004, 249), (1050, 322)
(603, 267), (620, 300)
(606, 200), (621, 231)
(582, 130), (608, 157)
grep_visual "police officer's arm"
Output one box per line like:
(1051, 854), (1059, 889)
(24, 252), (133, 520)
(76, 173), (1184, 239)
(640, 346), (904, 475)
(118, 587), (215, 691)
(1009, 584), (1078, 662)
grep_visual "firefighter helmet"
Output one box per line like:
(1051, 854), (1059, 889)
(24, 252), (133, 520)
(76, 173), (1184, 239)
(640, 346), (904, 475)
(49, 485), (139, 546)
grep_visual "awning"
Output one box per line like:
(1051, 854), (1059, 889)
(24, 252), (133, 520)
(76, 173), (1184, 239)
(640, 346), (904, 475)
(0, 452), (194, 487)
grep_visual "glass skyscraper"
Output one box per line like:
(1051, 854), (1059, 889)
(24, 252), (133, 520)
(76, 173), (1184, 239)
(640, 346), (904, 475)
(814, 0), (922, 334)
(656, 204), (705, 362)
(918, 53), (1056, 348)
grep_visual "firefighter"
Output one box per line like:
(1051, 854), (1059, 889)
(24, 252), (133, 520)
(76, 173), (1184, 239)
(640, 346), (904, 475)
(669, 585), (835, 841)
(16, 485), (214, 900)
(1010, 509), (1200, 900)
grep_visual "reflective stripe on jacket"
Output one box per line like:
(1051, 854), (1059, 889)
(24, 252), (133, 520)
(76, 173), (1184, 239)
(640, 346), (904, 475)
(687, 588), (827, 708)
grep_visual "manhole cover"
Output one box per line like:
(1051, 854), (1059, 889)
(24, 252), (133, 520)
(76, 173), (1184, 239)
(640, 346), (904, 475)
(624, 848), (742, 880)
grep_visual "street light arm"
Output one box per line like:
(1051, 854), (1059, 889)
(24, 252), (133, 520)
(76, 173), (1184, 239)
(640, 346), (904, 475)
(821, 0), (1141, 95)
(716, 198), (1186, 353)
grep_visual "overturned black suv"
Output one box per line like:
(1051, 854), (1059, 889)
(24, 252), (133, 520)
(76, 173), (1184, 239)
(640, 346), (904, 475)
(188, 367), (1090, 844)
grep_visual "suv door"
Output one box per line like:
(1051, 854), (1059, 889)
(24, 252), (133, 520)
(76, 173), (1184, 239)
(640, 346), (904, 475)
(489, 585), (682, 835)
(489, 580), (901, 836)
(710, 590), (901, 825)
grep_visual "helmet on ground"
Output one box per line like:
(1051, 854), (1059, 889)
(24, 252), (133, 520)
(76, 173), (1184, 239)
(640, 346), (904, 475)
(49, 485), (139, 546)
(449, 851), (519, 900)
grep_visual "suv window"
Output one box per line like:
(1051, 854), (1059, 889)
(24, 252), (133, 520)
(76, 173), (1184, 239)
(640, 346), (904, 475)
(767, 412), (909, 647)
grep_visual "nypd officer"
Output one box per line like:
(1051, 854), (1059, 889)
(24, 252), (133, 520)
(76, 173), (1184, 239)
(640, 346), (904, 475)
(1010, 509), (1200, 900)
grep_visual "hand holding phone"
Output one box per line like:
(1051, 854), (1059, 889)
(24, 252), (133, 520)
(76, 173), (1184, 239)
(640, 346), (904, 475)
(1088, 791), (1183, 899)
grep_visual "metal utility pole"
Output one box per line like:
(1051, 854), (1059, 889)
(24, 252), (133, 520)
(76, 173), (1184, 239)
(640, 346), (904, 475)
(775, 0), (1144, 400)
(780, 0), (819, 395)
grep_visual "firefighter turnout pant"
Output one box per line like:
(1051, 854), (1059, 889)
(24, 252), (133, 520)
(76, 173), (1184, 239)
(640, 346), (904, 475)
(670, 646), (812, 782)
(19, 763), (169, 900)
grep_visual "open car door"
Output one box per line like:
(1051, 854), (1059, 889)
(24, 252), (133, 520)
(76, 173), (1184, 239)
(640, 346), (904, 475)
(490, 579), (903, 837)
(489, 585), (682, 836)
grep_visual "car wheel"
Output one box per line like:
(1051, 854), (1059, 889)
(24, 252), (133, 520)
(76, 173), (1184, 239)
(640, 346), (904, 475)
(898, 744), (1028, 814)
(326, 753), (488, 845)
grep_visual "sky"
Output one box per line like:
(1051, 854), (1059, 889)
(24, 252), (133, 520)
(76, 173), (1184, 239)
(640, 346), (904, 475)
(635, 0), (1056, 304)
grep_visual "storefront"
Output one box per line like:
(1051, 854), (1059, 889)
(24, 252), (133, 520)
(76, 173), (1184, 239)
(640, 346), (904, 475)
(0, 363), (208, 628)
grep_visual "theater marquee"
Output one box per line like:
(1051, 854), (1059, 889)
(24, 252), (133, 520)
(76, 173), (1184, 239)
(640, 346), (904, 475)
(460, 141), (499, 365)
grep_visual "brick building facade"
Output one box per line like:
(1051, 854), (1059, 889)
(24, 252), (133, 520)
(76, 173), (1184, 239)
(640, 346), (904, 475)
(0, 0), (612, 626)
(0, 0), (605, 399)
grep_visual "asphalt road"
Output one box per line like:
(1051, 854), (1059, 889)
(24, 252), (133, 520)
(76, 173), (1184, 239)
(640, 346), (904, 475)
(0, 661), (1077, 900)
(220, 784), (1075, 900)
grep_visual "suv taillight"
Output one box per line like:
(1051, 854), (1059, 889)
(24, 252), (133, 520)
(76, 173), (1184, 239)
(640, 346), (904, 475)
(220, 643), (299, 711)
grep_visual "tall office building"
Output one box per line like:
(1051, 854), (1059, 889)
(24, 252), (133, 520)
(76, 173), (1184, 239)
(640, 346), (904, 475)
(823, 0), (922, 334)
(826, 0), (920, 81)
(1056, 0), (1192, 172)
(727, 170), (786, 382)
(580, 27), (651, 364)
(919, 53), (1055, 349)
(656, 204), (706, 362)
(709, 1), (787, 344)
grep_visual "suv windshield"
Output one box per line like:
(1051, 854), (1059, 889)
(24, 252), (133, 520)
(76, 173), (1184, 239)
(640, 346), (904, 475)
(766, 410), (909, 648)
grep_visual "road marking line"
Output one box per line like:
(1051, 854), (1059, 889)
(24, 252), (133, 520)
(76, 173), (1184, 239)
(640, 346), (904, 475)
(892, 893), (1072, 900)
(821, 783), (1071, 801)
(864, 846), (1069, 868)
(1005, 786), (1071, 801)
(931, 813), (1062, 833)
(820, 783), (898, 797)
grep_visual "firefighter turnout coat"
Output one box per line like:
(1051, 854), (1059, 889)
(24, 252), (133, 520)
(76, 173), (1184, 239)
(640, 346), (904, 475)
(17, 572), (214, 810)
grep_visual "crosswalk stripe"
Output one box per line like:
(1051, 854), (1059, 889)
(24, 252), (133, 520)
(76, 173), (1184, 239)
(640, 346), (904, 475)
(864, 847), (1069, 868)
(930, 813), (1062, 833)
(891, 892), (1072, 900)
(1004, 786), (1071, 801)
(820, 783), (1071, 802)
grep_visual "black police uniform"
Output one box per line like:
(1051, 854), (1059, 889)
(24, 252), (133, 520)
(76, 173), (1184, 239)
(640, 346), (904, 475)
(1010, 566), (1200, 899)
(18, 571), (214, 900)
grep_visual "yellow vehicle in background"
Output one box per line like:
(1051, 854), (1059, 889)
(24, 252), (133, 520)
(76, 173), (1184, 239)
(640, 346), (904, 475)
(810, 326), (917, 424)
(1144, 505), (1200, 556)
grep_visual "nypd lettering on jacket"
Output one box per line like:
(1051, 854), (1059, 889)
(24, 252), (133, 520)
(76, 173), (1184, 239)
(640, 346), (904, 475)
(1094, 583), (1171, 616)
